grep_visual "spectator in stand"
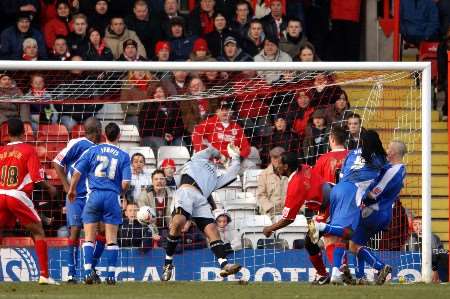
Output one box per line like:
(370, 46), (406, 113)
(161, 70), (191, 96)
(324, 90), (350, 125)
(154, 41), (171, 62)
(21, 38), (40, 60)
(260, 0), (287, 38)
(328, 0), (362, 61)
(0, 12), (47, 60)
(138, 84), (185, 153)
(117, 38), (147, 61)
(214, 209), (243, 251)
(43, 0), (72, 50)
(254, 36), (292, 84)
(0, 74), (29, 124)
(180, 77), (218, 139)
(293, 41), (320, 62)
(189, 38), (213, 61)
(309, 72), (342, 108)
(104, 15), (146, 60)
(48, 36), (71, 60)
(405, 216), (447, 283)
(125, 0), (162, 60)
(400, 0), (440, 46)
(85, 27), (113, 60)
(241, 19), (265, 56)
(120, 70), (153, 126)
(87, 0), (110, 34)
(286, 90), (314, 140)
(205, 11), (236, 58)
(160, 158), (177, 188)
(138, 169), (175, 236)
(25, 73), (57, 132)
(0, 0), (40, 31)
(200, 62), (229, 89)
(168, 16), (197, 61)
(303, 109), (329, 166)
(128, 153), (152, 204)
(118, 202), (155, 253)
(192, 100), (251, 162)
(189, 0), (218, 36)
(40, 0), (74, 28)
(279, 17), (307, 59)
(217, 36), (253, 61)
(256, 146), (288, 219)
(230, 0), (253, 39)
(260, 116), (299, 164)
(161, 0), (189, 40)
(66, 13), (89, 57)
(345, 112), (365, 150)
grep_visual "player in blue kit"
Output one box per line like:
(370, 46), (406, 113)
(349, 140), (407, 285)
(53, 117), (103, 283)
(68, 123), (131, 285)
(308, 130), (388, 284)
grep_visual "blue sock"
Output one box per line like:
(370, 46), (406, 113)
(82, 242), (94, 277)
(104, 244), (119, 279)
(67, 243), (77, 277)
(333, 246), (346, 269)
(355, 254), (365, 278)
(358, 247), (384, 271)
(92, 239), (106, 270)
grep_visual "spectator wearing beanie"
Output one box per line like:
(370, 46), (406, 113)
(204, 11), (237, 58)
(168, 16), (197, 61)
(0, 12), (48, 60)
(85, 27), (113, 60)
(254, 35), (291, 83)
(117, 38), (147, 61)
(87, 0), (111, 34)
(43, 0), (72, 49)
(217, 36), (253, 62)
(189, 37), (212, 61)
(104, 15), (146, 59)
(0, 1), (40, 31)
(154, 41), (171, 61)
(160, 158), (177, 188)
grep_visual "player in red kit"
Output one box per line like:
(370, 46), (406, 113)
(262, 151), (331, 285)
(0, 118), (59, 285)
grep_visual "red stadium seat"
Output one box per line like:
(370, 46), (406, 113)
(36, 143), (66, 163)
(44, 168), (62, 186)
(0, 121), (35, 144)
(71, 124), (86, 139)
(37, 124), (69, 142)
(419, 42), (439, 81)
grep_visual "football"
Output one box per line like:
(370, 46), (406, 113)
(136, 206), (154, 225)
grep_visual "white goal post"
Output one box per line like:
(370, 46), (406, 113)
(0, 60), (432, 283)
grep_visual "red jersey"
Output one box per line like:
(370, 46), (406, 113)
(0, 142), (44, 197)
(292, 107), (314, 137)
(312, 149), (349, 183)
(282, 164), (325, 220)
(192, 115), (251, 158)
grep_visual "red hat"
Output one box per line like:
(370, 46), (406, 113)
(161, 158), (176, 170)
(155, 41), (171, 55)
(193, 38), (209, 53)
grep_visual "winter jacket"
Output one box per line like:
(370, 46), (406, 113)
(0, 26), (47, 59)
(170, 35), (197, 61)
(104, 27), (147, 60)
(84, 42), (114, 61)
(204, 29), (237, 58)
(66, 32), (89, 57)
(125, 13), (162, 60)
(256, 164), (288, 217)
(254, 49), (292, 83)
(400, 0), (440, 41)
(279, 31), (308, 58)
(43, 17), (72, 49)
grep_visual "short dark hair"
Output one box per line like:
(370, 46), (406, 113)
(360, 129), (387, 163)
(287, 17), (302, 26)
(152, 169), (165, 179)
(280, 152), (299, 172)
(7, 118), (25, 137)
(84, 117), (101, 138)
(330, 126), (347, 145)
(131, 152), (145, 163)
(346, 112), (361, 123)
(104, 122), (120, 142)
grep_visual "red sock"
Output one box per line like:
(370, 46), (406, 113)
(67, 238), (77, 247)
(325, 243), (335, 265)
(96, 234), (106, 244)
(35, 239), (49, 278)
(309, 252), (327, 276)
(343, 252), (348, 266)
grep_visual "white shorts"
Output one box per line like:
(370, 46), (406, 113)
(173, 187), (213, 219)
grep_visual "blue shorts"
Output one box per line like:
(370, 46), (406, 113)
(82, 190), (122, 225)
(66, 197), (86, 227)
(351, 208), (391, 246)
(329, 182), (360, 231)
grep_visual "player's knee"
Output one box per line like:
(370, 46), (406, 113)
(305, 235), (321, 256)
(194, 217), (215, 233)
(27, 222), (45, 239)
(348, 241), (360, 253)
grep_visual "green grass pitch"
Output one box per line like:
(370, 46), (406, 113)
(0, 282), (449, 299)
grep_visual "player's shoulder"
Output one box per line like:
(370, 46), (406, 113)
(67, 137), (94, 149)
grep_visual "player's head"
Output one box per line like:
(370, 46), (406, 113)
(84, 117), (102, 143)
(277, 152), (299, 176)
(329, 126), (347, 148)
(7, 118), (25, 138)
(360, 130), (387, 163)
(387, 140), (407, 163)
(104, 122), (120, 143)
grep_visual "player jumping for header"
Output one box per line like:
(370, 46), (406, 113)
(161, 143), (243, 281)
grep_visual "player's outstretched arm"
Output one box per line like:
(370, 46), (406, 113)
(52, 161), (70, 193)
(67, 171), (81, 202)
(263, 218), (293, 238)
(216, 144), (241, 189)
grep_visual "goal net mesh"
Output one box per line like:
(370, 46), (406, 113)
(0, 67), (427, 282)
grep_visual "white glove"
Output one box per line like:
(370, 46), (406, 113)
(227, 143), (240, 160)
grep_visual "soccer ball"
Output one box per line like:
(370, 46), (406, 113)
(136, 206), (154, 225)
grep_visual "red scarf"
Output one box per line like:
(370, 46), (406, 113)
(31, 87), (46, 97)
(130, 75), (149, 92)
(22, 53), (37, 61)
(96, 41), (106, 56)
(199, 11), (214, 35)
(252, 0), (286, 15)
